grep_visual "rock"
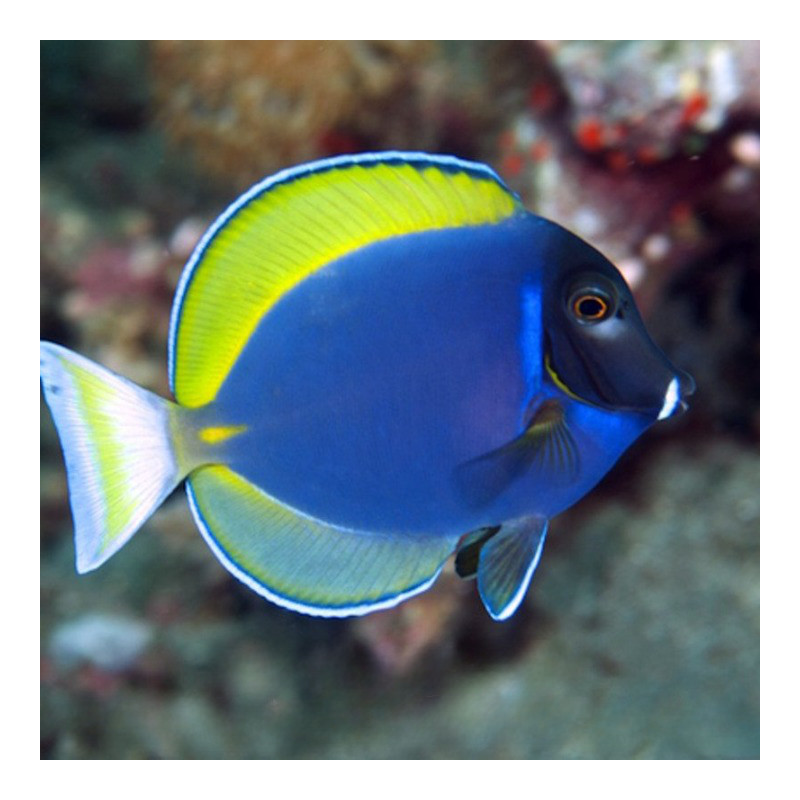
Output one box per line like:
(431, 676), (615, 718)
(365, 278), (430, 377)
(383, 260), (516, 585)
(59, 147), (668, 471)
(49, 613), (153, 672)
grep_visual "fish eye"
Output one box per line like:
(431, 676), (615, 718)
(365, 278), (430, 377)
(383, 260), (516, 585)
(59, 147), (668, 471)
(568, 287), (614, 323)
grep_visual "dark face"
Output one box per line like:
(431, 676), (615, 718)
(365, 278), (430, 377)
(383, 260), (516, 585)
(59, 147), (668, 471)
(541, 225), (694, 420)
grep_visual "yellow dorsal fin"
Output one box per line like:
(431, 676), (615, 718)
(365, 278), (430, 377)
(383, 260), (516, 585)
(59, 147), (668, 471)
(168, 152), (523, 407)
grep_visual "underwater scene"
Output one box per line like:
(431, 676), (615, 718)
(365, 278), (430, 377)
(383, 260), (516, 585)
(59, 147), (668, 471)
(40, 41), (759, 759)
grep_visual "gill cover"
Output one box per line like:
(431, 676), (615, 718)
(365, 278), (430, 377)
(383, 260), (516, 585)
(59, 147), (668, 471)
(541, 224), (691, 418)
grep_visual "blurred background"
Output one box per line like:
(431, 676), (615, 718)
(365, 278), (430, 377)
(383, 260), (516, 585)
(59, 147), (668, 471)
(40, 40), (759, 759)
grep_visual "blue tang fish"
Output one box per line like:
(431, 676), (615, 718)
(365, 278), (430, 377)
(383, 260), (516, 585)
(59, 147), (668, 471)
(40, 152), (694, 620)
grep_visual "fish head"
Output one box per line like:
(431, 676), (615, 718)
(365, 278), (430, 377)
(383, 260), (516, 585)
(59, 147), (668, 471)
(542, 227), (694, 421)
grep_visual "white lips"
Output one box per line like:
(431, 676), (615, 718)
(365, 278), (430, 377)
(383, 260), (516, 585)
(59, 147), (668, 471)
(657, 376), (680, 420)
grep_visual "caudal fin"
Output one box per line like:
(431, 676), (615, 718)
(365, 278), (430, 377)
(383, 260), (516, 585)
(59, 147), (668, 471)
(40, 341), (186, 573)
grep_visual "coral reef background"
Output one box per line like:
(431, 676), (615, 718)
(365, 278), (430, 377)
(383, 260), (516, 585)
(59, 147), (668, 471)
(40, 40), (759, 759)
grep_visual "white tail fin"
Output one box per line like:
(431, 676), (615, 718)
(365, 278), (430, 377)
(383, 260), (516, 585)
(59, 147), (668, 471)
(40, 341), (186, 572)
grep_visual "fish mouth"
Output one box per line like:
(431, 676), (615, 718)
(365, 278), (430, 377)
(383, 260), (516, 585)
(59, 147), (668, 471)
(657, 370), (696, 420)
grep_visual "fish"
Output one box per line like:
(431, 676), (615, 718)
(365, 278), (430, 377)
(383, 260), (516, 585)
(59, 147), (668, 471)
(40, 151), (695, 621)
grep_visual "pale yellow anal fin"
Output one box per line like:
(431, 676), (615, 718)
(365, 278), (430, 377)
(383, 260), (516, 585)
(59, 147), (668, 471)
(187, 465), (457, 617)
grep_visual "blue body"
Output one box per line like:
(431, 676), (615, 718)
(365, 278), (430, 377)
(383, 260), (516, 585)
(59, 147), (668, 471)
(210, 213), (651, 536)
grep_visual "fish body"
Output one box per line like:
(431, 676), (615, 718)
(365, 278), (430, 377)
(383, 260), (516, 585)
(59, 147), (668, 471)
(208, 217), (647, 532)
(40, 152), (694, 620)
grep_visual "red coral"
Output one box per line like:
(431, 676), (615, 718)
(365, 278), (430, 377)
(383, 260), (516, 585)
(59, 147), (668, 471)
(576, 117), (606, 152)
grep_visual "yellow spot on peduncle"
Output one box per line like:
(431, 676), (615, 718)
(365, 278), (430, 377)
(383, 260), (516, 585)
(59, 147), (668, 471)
(198, 424), (248, 445)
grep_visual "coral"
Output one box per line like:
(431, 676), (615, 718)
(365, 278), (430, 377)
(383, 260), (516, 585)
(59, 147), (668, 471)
(39, 174), (210, 397)
(150, 41), (442, 187)
(352, 571), (468, 676)
(493, 41), (760, 324)
(554, 40), (759, 160)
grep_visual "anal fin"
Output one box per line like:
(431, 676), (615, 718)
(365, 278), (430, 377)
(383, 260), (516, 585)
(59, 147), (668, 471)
(477, 516), (548, 620)
(187, 465), (456, 617)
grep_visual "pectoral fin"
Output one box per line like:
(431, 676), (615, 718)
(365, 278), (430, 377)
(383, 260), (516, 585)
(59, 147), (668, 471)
(455, 399), (578, 507)
(477, 516), (548, 621)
